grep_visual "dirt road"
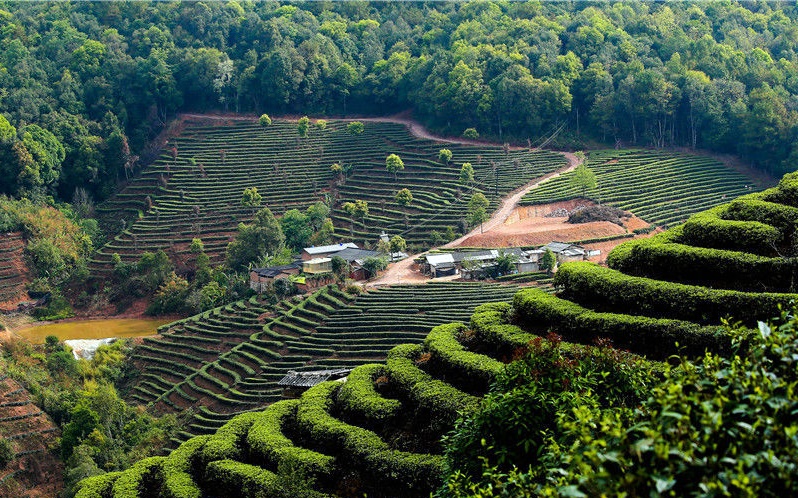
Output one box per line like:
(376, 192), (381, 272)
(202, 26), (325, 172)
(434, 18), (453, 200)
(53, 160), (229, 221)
(370, 154), (581, 287)
(442, 152), (581, 249)
(177, 112), (581, 287)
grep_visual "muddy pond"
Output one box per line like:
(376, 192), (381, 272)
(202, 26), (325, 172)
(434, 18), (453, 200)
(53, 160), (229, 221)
(14, 318), (172, 344)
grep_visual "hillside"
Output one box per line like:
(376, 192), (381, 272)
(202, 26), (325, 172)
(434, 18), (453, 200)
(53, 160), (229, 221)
(0, 232), (29, 308)
(77, 171), (798, 497)
(91, 117), (566, 274)
(123, 282), (521, 444)
(520, 149), (766, 227)
(0, 373), (62, 497)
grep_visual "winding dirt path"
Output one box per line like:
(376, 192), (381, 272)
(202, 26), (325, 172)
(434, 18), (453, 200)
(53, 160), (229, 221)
(177, 112), (580, 287)
(368, 153), (582, 287)
(442, 153), (581, 248)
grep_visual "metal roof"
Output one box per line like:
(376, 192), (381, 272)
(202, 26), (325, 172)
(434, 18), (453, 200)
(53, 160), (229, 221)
(304, 257), (332, 265)
(542, 242), (574, 253)
(334, 247), (381, 262)
(252, 261), (302, 278)
(303, 242), (358, 255)
(425, 253), (455, 266)
(278, 369), (351, 388)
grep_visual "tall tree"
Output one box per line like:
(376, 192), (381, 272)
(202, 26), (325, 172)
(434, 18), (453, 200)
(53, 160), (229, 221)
(385, 153), (404, 181)
(226, 206), (285, 271)
(570, 164), (597, 198)
(467, 192), (490, 233)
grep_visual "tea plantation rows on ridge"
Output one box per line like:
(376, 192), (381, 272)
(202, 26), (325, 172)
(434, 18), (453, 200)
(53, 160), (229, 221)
(520, 149), (758, 227)
(122, 282), (519, 444)
(91, 119), (566, 274)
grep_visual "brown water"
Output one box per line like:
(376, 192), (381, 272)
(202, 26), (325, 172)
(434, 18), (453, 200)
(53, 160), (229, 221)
(15, 318), (172, 343)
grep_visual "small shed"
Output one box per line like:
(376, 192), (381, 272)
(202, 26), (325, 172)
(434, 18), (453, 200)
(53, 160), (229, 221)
(303, 257), (333, 274)
(250, 261), (302, 293)
(541, 242), (591, 263)
(301, 242), (359, 261)
(425, 253), (457, 277)
(517, 249), (544, 272)
(278, 368), (351, 398)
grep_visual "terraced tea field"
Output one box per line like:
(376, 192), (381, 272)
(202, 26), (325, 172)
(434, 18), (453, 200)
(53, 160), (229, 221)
(520, 149), (762, 227)
(124, 282), (519, 443)
(92, 118), (566, 276)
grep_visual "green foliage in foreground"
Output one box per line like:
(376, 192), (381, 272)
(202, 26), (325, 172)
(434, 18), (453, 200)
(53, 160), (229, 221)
(440, 310), (798, 497)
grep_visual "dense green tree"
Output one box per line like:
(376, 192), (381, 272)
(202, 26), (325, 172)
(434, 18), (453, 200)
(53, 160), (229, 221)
(305, 201), (331, 231)
(540, 248), (557, 273)
(259, 113), (272, 126)
(346, 121), (364, 135)
(241, 186), (262, 213)
(385, 153), (404, 181)
(362, 255), (388, 277)
(459, 163), (475, 187)
(342, 199), (368, 236)
(394, 188), (413, 211)
(438, 148), (452, 164)
(389, 235), (407, 254)
(226, 206), (285, 271)
(280, 208), (313, 251)
(297, 116), (310, 138)
(330, 255), (348, 283)
(2, 1), (798, 201)
(570, 164), (597, 198)
(467, 192), (490, 233)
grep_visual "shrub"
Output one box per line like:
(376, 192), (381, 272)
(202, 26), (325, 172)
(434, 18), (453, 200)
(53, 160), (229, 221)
(680, 206), (782, 256)
(535, 309), (798, 497)
(110, 456), (164, 498)
(724, 196), (798, 238)
(204, 459), (280, 497)
(336, 364), (401, 424)
(259, 114), (272, 126)
(440, 334), (652, 496)
(607, 229), (798, 293)
(246, 400), (336, 482)
(32, 290), (74, 321)
(0, 438), (13, 468)
(469, 302), (535, 352)
(74, 471), (123, 498)
(346, 121), (364, 135)
(295, 381), (444, 495)
(567, 205), (628, 226)
(423, 323), (503, 392)
(160, 435), (210, 498)
(555, 261), (796, 327)
(146, 273), (190, 315)
(462, 128), (478, 139)
(200, 412), (261, 464)
(513, 288), (732, 359)
(386, 344), (479, 426)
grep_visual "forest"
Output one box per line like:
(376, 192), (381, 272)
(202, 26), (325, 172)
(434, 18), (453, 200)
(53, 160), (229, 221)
(1, 0), (798, 207)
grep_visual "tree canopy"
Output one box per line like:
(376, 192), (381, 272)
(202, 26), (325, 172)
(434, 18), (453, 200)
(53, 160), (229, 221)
(3, 0), (798, 205)
(385, 153), (404, 181)
(570, 164), (597, 198)
(225, 206), (285, 271)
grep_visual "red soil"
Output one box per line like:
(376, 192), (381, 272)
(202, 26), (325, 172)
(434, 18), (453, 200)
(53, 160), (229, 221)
(0, 377), (63, 497)
(453, 200), (650, 250)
